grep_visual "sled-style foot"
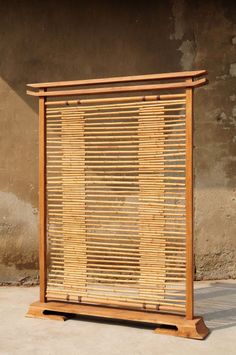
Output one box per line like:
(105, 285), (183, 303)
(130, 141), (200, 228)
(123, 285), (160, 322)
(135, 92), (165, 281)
(26, 303), (74, 321)
(26, 301), (209, 339)
(154, 316), (209, 339)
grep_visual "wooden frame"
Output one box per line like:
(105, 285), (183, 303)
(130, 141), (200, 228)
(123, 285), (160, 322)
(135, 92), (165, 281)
(26, 71), (209, 339)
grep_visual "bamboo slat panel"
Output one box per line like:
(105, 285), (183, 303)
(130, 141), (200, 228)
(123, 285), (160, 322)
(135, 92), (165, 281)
(46, 95), (187, 313)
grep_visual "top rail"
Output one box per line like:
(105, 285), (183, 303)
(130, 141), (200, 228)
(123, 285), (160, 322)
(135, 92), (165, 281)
(27, 70), (207, 89)
(27, 77), (208, 98)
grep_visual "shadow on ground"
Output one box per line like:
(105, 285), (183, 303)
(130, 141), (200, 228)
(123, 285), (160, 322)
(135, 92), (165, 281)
(68, 281), (236, 333)
(195, 282), (236, 331)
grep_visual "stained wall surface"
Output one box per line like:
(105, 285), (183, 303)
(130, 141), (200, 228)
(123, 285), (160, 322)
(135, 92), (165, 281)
(0, 0), (235, 284)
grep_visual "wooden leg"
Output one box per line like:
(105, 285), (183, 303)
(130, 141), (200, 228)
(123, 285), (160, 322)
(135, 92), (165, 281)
(26, 301), (209, 339)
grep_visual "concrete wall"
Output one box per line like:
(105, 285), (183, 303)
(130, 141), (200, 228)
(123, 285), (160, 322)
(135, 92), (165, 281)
(0, 0), (235, 284)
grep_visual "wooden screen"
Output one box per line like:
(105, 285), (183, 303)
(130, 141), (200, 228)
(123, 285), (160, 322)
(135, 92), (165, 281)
(27, 71), (207, 321)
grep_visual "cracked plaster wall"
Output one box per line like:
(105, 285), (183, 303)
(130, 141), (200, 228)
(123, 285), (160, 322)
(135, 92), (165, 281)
(0, 0), (235, 284)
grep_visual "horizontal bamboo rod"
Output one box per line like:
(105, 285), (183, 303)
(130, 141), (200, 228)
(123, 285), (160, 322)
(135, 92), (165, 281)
(46, 187), (185, 192)
(47, 176), (185, 183)
(47, 114), (186, 122)
(50, 261), (185, 272)
(49, 221), (186, 229)
(48, 213), (186, 220)
(47, 139), (186, 144)
(49, 271), (185, 286)
(46, 294), (185, 312)
(48, 207), (186, 214)
(49, 218), (185, 226)
(50, 259), (185, 268)
(47, 108), (164, 118)
(49, 278), (185, 292)
(49, 245), (186, 255)
(47, 171), (185, 176)
(48, 228), (186, 236)
(86, 228), (184, 234)
(47, 143), (186, 149)
(46, 275), (185, 289)
(47, 277), (184, 289)
(46, 100), (186, 112)
(46, 119), (186, 127)
(46, 128), (186, 135)
(49, 231), (185, 238)
(48, 195), (185, 201)
(46, 130), (185, 136)
(46, 283), (185, 300)
(50, 246), (186, 257)
(47, 175), (185, 179)
(49, 230), (186, 240)
(50, 98), (185, 107)
(48, 269), (186, 281)
(47, 299), (185, 313)
(46, 114), (186, 124)
(49, 240), (185, 252)
(46, 293), (184, 309)
(45, 284), (185, 304)
(49, 231), (185, 239)
(47, 276), (183, 288)
(51, 258), (185, 268)
(47, 195), (186, 201)
(50, 255), (186, 266)
(49, 268), (183, 278)
(47, 108), (184, 118)
(46, 152), (186, 157)
(48, 200), (185, 208)
(46, 280), (185, 297)
(48, 232), (186, 240)
(51, 261), (185, 272)
(49, 238), (185, 247)
(49, 235), (185, 245)
(45, 94), (187, 106)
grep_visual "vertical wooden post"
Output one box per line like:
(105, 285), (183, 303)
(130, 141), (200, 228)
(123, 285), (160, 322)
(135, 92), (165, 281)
(185, 79), (194, 320)
(39, 89), (47, 303)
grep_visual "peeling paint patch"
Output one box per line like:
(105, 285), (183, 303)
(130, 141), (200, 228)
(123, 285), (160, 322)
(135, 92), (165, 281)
(229, 63), (236, 77)
(170, 0), (185, 40)
(216, 112), (227, 123)
(232, 106), (236, 118)
(216, 111), (236, 127)
(216, 74), (228, 80)
(179, 40), (195, 70)
(0, 192), (37, 233)
(232, 36), (236, 45)
(0, 192), (38, 272)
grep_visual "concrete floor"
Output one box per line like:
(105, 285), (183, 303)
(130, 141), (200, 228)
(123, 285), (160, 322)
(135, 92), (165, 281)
(0, 281), (235, 355)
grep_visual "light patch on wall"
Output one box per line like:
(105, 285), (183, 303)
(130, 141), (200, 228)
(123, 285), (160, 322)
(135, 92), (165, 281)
(170, 0), (185, 40)
(0, 191), (37, 234)
(229, 63), (236, 77)
(0, 191), (38, 280)
(178, 40), (195, 70)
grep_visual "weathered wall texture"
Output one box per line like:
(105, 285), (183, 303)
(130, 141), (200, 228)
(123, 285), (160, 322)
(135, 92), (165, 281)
(0, 0), (235, 284)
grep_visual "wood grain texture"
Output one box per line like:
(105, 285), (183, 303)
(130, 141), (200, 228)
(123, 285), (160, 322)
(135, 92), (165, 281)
(27, 78), (207, 97)
(39, 91), (47, 302)
(26, 301), (209, 340)
(185, 79), (194, 320)
(27, 70), (207, 88)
